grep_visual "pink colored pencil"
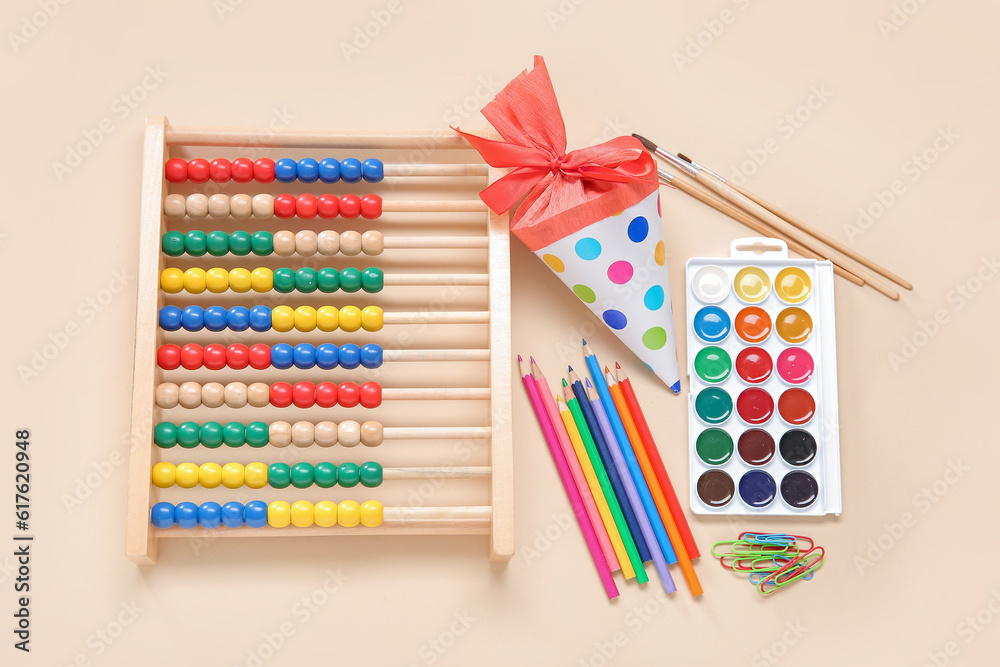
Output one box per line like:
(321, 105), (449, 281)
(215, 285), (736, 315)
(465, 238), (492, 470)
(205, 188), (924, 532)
(519, 356), (619, 600)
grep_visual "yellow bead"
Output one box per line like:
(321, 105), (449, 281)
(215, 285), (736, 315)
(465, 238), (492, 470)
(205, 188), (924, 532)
(174, 462), (200, 489)
(316, 306), (339, 332)
(337, 500), (361, 527)
(360, 500), (384, 527)
(268, 501), (291, 528)
(244, 462), (268, 489)
(272, 306), (295, 332)
(229, 268), (252, 293)
(361, 306), (384, 332)
(183, 268), (207, 294)
(221, 462), (245, 489)
(293, 306), (317, 332)
(314, 500), (338, 527)
(198, 462), (223, 488)
(290, 500), (315, 528)
(251, 267), (273, 293)
(160, 268), (184, 293)
(339, 306), (361, 332)
(205, 267), (229, 293)
(151, 462), (176, 488)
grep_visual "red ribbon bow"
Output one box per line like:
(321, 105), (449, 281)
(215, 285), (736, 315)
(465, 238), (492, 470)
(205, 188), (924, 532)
(454, 57), (658, 251)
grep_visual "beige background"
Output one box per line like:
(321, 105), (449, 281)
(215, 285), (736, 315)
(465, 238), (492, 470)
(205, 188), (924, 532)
(3, 0), (999, 664)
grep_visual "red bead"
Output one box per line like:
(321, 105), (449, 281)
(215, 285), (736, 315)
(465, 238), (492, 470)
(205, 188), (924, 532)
(360, 381), (382, 408)
(317, 194), (340, 219)
(164, 158), (188, 183)
(209, 158), (232, 182)
(226, 344), (249, 369)
(248, 344), (271, 369)
(180, 343), (204, 370)
(203, 344), (228, 370)
(292, 382), (316, 408)
(360, 194), (382, 219)
(274, 194), (296, 219)
(315, 382), (338, 408)
(231, 158), (254, 183)
(157, 344), (181, 370)
(187, 158), (211, 183)
(339, 194), (361, 219)
(338, 382), (360, 408)
(270, 382), (293, 408)
(253, 158), (275, 183)
(296, 194), (318, 219)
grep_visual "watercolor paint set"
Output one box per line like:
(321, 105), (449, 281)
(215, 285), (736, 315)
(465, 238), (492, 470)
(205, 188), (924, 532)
(685, 238), (842, 516)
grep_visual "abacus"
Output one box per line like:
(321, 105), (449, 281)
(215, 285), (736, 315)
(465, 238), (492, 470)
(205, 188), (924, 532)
(126, 117), (514, 563)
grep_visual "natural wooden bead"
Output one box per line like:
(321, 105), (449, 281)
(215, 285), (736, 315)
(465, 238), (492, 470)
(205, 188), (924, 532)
(291, 421), (314, 447)
(251, 193), (274, 218)
(361, 421), (384, 447)
(361, 230), (384, 255)
(317, 231), (340, 256)
(295, 230), (318, 256)
(314, 421), (338, 447)
(338, 420), (361, 447)
(201, 382), (225, 408)
(163, 194), (186, 219)
(155, 382), (179, 409)
(186, 193), (209, 219)
(178, 381), (203, 409)
(247, 382), (270, 407)
(224, 382), (248, 408)
(269, 421), (292, 447)
(273, 231), (296, 257)
(340, 230), (362, 256)
(208, 194), (230, 218)
(230, 193), (253, 219)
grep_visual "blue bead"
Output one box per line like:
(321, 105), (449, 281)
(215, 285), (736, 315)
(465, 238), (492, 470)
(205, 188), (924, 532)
(293, 343), (317, 369)
(227, 306), (250, 331)
(198, 502), (222, 529)
(271, 343), (294, 369)
(360, 343), (383, 368)
(181, 305), (205, 331)
(159, 306), (182, 331)
(244, 500), (268, 528)
(362, 158), (384, 183)
(274, 158), (298, 182)
(175, 501), (199, 529)
(297, 158), (319, 183)
(204, 306), (228, 332)
(340, 158), (362, 183)
(316, 343), (339, 369)
(150, 502), (175, 529)
(339, 343), (361, 369)
(318, 158), (341, 183)
(221, 501), (245, 528)
(249, 305), (272, 332)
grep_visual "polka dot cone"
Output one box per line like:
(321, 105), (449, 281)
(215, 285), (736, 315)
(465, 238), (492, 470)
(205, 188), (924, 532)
(533, 192), (680, 391)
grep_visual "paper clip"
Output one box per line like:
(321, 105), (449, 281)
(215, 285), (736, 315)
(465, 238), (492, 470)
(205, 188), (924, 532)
(756, 547), (825, 595)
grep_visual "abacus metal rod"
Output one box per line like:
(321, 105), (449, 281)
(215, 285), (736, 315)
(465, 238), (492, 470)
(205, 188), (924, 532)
(383, 311), (490, 324)
(383, 273), (490, 286)
(382, 426), (491, 439)
(383, 349), (490, 362)
(383, 466), (490, 479)
(381, 200), (487, 213)
(383, 236), (488, 249)
(382, 164), (488, 177)
(382, 388), (490, 400)
(164, 126), (480, 150)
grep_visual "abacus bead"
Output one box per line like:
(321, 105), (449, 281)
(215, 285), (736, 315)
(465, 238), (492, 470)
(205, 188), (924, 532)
(251, 267), (273, 292)
(221, 501), (245, 528)
(226, 344), (249, 369)
(248, 343), (271, 369)
(339, 344), (361, 369)
(274, 158), (298, 182)
(181, 305), (205, 331)
(244, 500), (268, 528)
(155, 382), (179, 408)
(204, 306), (228, 331)
(291, 421), (314, 447)
(159, 306), (182, 331)
(198, 502), (222, 528)
(317, 268), (339, 293)
(340, 230), (363, 256)
(246, 422), (269, 447)
(248, 306), (271, 332)
(154, 422), (177, 448)
(273, 194), (296, 219)
(361, 267), (384, 293)
(362, 158), (384, 182)
(231, 158), (254, 183)
(206, 231), (229, 256)
(221, 462), (245, 489)
(163, 194), (186, 218)
(175, 462), (200, 488)
(227, 306), (251, 331)
(290, 462), (315, 488)
(339, 267), (362, 292)
(314, 500), (338, 527)
(203, 344), (227, 370)
(160, 268), (184, 293)
(273, 230), (296, 257)
(315, 421), (338, 447)
(253, 158), (275, 183)
(317, 230), (340, 255)
(340, 158), (362, 183)
(293, 343), (316, 369)
(273, 267), (296, 293)
(361, 500), (384, 527)
(315, 382), (338, 408)
(209, 158), (232, 182)
(151, 462), (176, 488)
(297, 158), (319, 182)
(165, 158), (188, 183)
(184, 230), (207, 256)
(313, 462), (338, 488)
(150, 502), (175, 529)
(269, 421), (292, 447)
(295, 267), (318, 293)
(294, 306), (317, 331)
(231, 194), (253, 219)
(361, 421), (384, 447)
(224, 383), (247, 408)
(317, 194), (340, 218)
(175, 502), (199, 529)
(338, 500), (361, 527)
(251, 231), (273, 255)
(229, 267), (252, 293)
(296, 194), (318, 219)
(316, 343), (339, 369)
(201, 382), (225, 408)
(271, 305), (295, 332)
(176, 422), (201, 448)
(223, 422), (246, 447)
(295, 230), (318, 256)
(186, 193), (209, 219)
(200, 422), (224, 448)
(290, 501), (315, 527)
(360, 344), (383, 369)
(162, 231), (185, 256)
(229, 230), (252, 255)
(199, 462), (223, 488)
(247, 382), (270, 407)
(268, 501), (291, 528)
(360, 194), (382, 219)
(339, 194), (361, 218)
(208, 193), (230, 218)
(268, 464), (291, 489)
(360, 461), (383, 487)
(360, 382), (382, 408)
(318, 158), (341, 182)
(339, 382), (361, 408)
(205, 268), (229, 293)
(338, 420), (361, 447)
(316, 306), (339, 332)
(179, 343), (203, 370)
(361, 306), (384, 331)
(270, 382), (293, 408)
(361, 230), (384, 255)
(292, 381), (316, 408)
(157, 344), (181, 370)
(183, 267), (208, 294)
(244, 463), (268, 488)
(187, 158), (211, 183)
(251, 193), (274, 218)
(339, 306), (361, 332)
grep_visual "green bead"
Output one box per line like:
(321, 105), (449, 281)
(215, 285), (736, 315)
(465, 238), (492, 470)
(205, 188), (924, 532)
(313, 462), (338, 488)
(161, 232), (185, 257)
(359, 461), (383, 487)
(153, 422), (177, 448)
(199, 421), (224, 448)
(206, 231), (229, 256)
(317, 268), (340, 293)
(273, 268), (296, 293)
(361, 267), (384, 294)
(339, 268), (362, 293)
(251, 231), (273, 256)
(338, 462), (361, 487)
(245, 422), (269, 447)
(295, 267), (318, 293)
(229, 231), (252, 255)
(268, 463), (291, 488)
(222, 422), (246, 447)
(184, 230), (207, 256)
(290, 462), (315, 489)
(176, 422), (201, 448)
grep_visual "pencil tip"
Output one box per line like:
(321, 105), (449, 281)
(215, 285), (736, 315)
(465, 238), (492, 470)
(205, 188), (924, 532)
(581, 338), (587, 345)
(604, 365), (611, 373)
(585, 377), (593, 388)
(567, 364), (573, 372)
(561, 378), (568, 387)
(615, 361), (621, 370)
(517, 354), (522, 362)
(529, 356), (536, 364)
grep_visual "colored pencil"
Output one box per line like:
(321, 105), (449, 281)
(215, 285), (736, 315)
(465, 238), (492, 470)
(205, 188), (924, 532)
(518, 356), (618, 599)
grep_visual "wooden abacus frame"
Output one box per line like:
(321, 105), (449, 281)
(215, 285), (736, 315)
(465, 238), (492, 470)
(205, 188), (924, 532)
(125, 117), (514, 563)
